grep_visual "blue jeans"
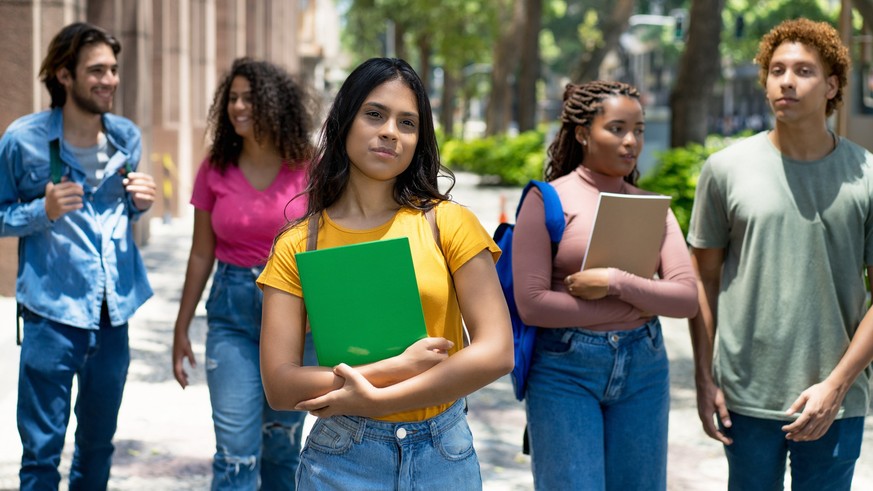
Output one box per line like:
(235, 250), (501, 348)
(17, 306), (130, 491)
(205, 261), (316, 490)
(722, 411), (864, 491)
(297, 399), (481, 490)
(525, 318), (669, 491)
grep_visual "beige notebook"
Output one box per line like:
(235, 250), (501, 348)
(581, 192), (672, 278)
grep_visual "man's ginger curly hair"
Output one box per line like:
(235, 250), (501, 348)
(754, 18), (850, 117)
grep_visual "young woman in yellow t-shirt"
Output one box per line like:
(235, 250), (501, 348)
(257, 57), (513, 489)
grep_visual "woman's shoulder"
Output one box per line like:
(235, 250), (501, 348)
(433, 200), (479, 224)
(273, 217), (312, 253)
(195, 156), (231, 179)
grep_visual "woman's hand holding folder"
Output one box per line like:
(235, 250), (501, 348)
(295, 336), (454, 418)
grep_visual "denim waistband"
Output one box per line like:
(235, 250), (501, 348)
(325, 399), (467, 444)
(215, 260), (264, 278)
(563, 317), (661, 346)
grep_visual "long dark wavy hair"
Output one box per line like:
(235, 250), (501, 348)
(207, 57), (314, 171)
(544, 81), (642, 184)
(283, 57), (452, 233)
(39, 22), (121, 109)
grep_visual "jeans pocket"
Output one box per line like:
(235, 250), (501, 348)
(645, 324), (665, 354)
(435, 418), (475, 461)
(305, 418), (354, 455)
(536, 329), (573, 357)
(204, 273), (226, 316)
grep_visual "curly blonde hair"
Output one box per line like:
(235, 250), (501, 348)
(754, 18), (850, 117)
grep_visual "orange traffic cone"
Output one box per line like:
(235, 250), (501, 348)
(499, 194), (508, 224)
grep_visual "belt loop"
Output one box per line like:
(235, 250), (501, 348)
(353, 417), (366, 444)
(646, 318), (658, 339)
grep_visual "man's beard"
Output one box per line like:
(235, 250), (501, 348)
(70, 83), (113, 115)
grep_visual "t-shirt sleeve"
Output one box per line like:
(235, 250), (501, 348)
(257, 222), (308, 297)
(190, 159), (216, 212)
(435, 201), (501, 273)
(687, 158), (729, 249)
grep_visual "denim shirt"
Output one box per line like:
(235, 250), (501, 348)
(0, 108), (153, 329)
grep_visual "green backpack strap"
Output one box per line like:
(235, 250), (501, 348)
(49, 139), (63, 184)
(20, 139), (65, 344)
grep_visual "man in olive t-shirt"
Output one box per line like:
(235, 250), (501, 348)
(688, 18), (873, 491)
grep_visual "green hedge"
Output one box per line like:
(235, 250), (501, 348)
(441, 129), (547, 186)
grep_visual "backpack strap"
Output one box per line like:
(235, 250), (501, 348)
(425, 206), (469, 345)
(306, 215), (319, 252)
(518, 180), (565, 255)
(49, 139), (64, 184)
(424, 207), (441, 252)
(15, 236), (23, 346)
(17, 140), (63, 344)
(301, 215), (320, 336)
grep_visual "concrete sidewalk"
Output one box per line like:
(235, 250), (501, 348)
(1, 172), (872, 490)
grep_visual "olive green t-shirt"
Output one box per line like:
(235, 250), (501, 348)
(688, 131), (873, 420)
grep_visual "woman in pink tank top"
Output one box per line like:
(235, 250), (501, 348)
(171, 57), (316, 490)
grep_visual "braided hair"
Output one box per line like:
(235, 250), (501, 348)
(545, 81), (642, 184)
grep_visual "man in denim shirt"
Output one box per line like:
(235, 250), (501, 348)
(0, 23), (156, 490)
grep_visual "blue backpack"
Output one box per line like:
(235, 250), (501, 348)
(493, 180), (565, 401)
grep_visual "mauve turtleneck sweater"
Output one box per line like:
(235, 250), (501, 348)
(512, 165), (698, 331)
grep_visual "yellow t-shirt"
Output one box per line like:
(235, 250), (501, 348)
(257, 200), (500, 422)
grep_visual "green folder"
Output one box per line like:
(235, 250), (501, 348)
(295, 236), (428, 367)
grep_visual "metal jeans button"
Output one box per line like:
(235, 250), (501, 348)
(610, 334), (619, 343)
(396, 427), (407, 439)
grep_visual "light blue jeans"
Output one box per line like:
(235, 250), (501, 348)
(525, 318), (670, 491)
(205, 261), (317, 491)
(722, 411), (864, 491)
(297, 399), (481, 490)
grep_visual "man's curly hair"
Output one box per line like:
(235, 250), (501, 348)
(755, 18), (850, 117)
(207, 57), (314, 171)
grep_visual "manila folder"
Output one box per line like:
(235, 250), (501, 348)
(581, 192), (672, 278)
(295, 236), (428, 367)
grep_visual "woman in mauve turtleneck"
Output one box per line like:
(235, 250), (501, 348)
(512, 81), (698, 491)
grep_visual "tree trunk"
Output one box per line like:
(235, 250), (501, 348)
(486, 0), (526, 136)
(854, 0), (873, 27)
(516, 0), (542, 132)
(416, 35), (432, 94)
(440, 68), (459, 138)
(669, 0), (724, 147)
(572, 0), (636, 83)
(393, 21), (407, 60)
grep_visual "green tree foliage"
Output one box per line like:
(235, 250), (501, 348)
(638, 134), (739, 234)
(539, 1), (690, 82)
(721, 0), (836, 65)
(342, 0), (497, 75)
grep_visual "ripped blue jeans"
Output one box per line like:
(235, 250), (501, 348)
(205, 261), (317, 490)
